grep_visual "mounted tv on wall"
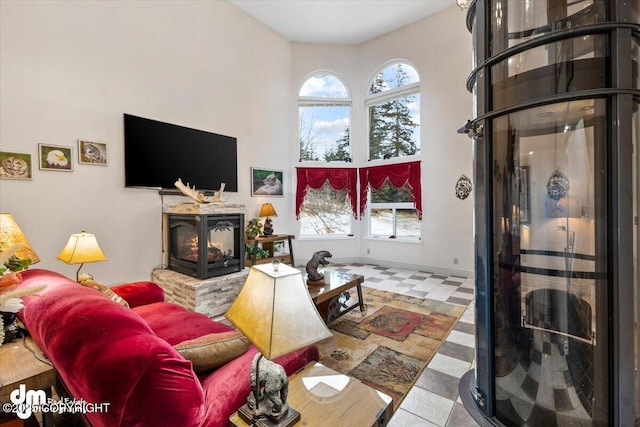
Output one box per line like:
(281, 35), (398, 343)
(124, 114), (238, 192)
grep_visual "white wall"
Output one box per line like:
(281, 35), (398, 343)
(0, 0), (293, 283)
(0, 1), (474, 283)
(291, 6), (475, 275)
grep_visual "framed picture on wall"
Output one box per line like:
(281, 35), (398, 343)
(39, 144), (73, 171)
(78, 140), (108, 165)
(0, 151), (33, 180)
(251, 168), (283, 197)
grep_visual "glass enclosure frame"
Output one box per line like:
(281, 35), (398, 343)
(460, 1), (639, 426)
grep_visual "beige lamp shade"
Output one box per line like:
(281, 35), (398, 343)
(226, 263), (331, 360)
(0, 213), (40, 264)
(57, 231), (107, 264)
(259, 203), (278, 218)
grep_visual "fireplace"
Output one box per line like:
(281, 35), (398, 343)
(167, 213), (244, 279)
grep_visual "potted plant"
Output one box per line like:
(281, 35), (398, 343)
(246, 244), (269, 260)
(245, 218), (262, 239)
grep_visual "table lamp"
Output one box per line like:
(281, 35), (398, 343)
(259, 203), (277, 236)
(57, 231), (106, 281)
(225, 261), (332, 426)
(0, 213), (40, 265)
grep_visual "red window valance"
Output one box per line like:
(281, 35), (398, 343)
(359, 161), (422, 219)
(296, 167), (358, 219)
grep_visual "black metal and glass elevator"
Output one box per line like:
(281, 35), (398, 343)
(459, 1), (639, 425)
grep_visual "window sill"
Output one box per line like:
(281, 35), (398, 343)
(298, 234), (356, 241)
(363, 236), (422, 244)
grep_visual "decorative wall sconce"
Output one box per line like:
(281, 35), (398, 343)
(546, 169), (570, 201)
(455, 174), (473, 200)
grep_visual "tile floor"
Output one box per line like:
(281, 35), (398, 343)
(330, 262), (481, 427)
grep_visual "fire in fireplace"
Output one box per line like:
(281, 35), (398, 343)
(167, 213), (244, 279)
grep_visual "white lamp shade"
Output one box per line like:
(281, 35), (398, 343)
(57, 231), (107, 264)
(225, 263), (331, 360)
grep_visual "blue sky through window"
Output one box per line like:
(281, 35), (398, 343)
(299, 74), (350, 161)
(299, 74), (349, 98)
(299, 105), (350, 160)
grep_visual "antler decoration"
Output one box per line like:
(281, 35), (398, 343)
(174, 179), (226, 203)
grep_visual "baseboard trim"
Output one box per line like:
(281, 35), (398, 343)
(325, 257), (473, 278)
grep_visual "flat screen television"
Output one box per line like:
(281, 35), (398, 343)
(124, 114), (238, 192)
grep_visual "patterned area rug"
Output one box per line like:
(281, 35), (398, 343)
(316, 287), (466, 411)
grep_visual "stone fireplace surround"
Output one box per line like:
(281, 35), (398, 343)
(151, 267), (248, 319)
(155, 201), (249, 318)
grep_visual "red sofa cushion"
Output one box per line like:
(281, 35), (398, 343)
(133, 301), (234, 345)
(110, 280), (165, 307)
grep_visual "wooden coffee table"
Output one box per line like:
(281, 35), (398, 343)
(229, 362), (393, 427)
(306, 270), (367, 324)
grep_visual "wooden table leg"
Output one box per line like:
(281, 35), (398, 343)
(356, 280), (367, 316)
(287, 236), (295, 266)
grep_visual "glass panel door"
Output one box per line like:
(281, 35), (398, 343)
(492, 99), (608, 426)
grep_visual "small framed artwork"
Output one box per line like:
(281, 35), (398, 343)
(39, 144), (73, 171)
(78, 140), (107, 165)
(251, 167), (283, 197)
(0, 151), (32, 180)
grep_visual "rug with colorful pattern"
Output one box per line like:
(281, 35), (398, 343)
(316, 287), (466, 411)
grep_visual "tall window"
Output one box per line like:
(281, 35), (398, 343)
(367, 62), (420, 160)
(298, 73), (351, 162)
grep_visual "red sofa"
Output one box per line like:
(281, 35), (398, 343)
(16, 269), (319, 427)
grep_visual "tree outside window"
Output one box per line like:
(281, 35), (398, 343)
(299, 183), (353, 236)
(298, 74), (351, 162)
(367, 63), (420, 160)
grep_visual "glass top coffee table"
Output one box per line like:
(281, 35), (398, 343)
(229, 362), (393, 427)
(306, 270), (367, 324)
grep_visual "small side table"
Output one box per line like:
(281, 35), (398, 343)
(0, 336), (56, 427)
(245, 234), (295, 267)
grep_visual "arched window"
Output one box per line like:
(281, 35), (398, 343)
(298, 73), (351, 162)
(297, 73), (354, 237)
(366, 62), (420, 161)
(364, 62), (421, 240)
